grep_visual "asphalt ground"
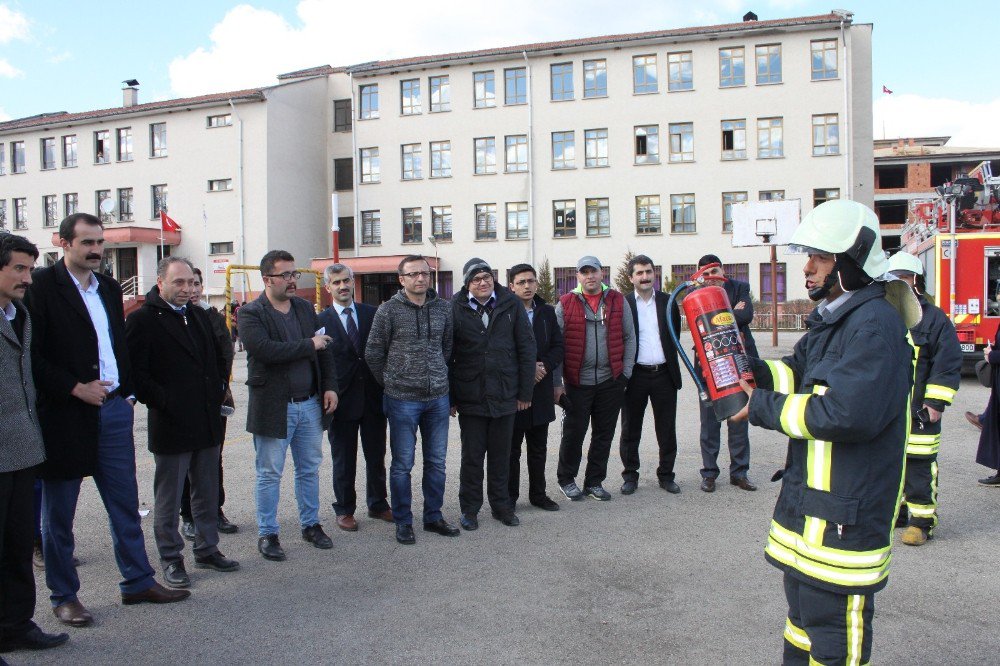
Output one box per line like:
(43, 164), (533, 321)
(11, 331), (1000, 665)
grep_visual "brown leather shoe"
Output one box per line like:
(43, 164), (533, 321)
(336, 515), (358, 531)
(966, 411), (984, 431)
(367, 508), (394, 522)
(730, 476), (758, 491)
(121, 581), (191, 605)
(700, 478), (716, 493)
(53, 600), (93, 627)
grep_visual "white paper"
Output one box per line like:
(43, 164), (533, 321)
(314, 327), (326, 336)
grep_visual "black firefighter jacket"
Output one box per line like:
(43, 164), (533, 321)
(906, 294), (962, 458)
(747, 282), (913, 595)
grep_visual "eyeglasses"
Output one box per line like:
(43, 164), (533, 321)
(470, 275), (493, 285)
(513, 278), (537, 286)
(400, 271), (431, 279)
(267, 271), (301, 281)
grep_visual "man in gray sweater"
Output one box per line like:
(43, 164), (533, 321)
(365, 255), (460, 545)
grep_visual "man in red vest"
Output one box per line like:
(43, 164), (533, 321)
(553, 256), (636, 501)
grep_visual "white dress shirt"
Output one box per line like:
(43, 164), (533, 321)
(69, 270), (120, 392)
(332, 301), (358, 329)
(2, 301), (14, 322)
(634, 291), (667, 365)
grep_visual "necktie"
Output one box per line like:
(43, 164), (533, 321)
(476, 300), (493, 327)
(344, 307), (361, 353)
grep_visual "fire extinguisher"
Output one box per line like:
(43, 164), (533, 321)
(667, 263), (756, 421)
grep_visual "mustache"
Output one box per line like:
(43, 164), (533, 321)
(85, 253), (102, 260)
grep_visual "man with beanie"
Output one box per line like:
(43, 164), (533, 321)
(553, 256), (636, 501)
(450, 259), (535, 530)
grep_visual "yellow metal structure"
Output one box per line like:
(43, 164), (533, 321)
(222, 264), (323, 331)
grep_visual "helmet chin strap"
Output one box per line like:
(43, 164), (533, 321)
(808, 270), (838, 301)
(807, 254), (874, 302)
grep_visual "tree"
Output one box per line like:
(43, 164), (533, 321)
(614, 249), (636, 295)
(536, 257), (556, 303)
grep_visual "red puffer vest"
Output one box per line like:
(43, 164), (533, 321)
(560, 289), (624, 387)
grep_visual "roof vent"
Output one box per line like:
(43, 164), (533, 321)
(743, 11), (758, 21)
(122, 79), (140, 107)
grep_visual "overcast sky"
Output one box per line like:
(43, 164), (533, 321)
(2, 0), (998, 146)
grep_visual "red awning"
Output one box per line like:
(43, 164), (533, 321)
(50, 226), (181, 246)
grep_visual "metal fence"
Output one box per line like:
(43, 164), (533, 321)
(750, 313), (808, 330)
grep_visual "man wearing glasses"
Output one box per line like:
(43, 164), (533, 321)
(238, 251), (339, 561)
(365, 255), (459, 544)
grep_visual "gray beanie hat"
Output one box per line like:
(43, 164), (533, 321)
(462, 257), (492, 286)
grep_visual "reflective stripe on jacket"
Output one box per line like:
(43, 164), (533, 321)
(906, 296), (962, 457)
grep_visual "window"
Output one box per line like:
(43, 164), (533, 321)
(668, 123), (694, 162)
(813, 188), (840, 207)
(760, 262), (787, 303)
(208, 179), (232, 192)
(550, 63), (573, 101)
(584, 129), (608, 168)
(0, 144), (5, 175)
(94, 131), (110, 163)
(429, 76), (450, 112)
(334, 158), (353, 191)
(722, 191), (748, 233)
(361, 210), (381, 245)
(62, 135), (77, 167)
(359, 147), (380, 183)
(11, 141), (24, 173)
(634, 125), (659, 164)
(672, 265), (697, 285)
(430, 141), (451, 177)
(474, 137), (496, 175)
(551, 131), (575, 169)
(721, 119), (747, 160)
(43, 195), (57, 227)
(400, 79), (421, 115)
(41, 138), (56, 169)
(401, 144), (422, 180)
(756, 44), (781, 84)
(359, 84), (379, 119)
(719, 47), (745, 87)
(13, 198), (26, 230)
(668, 51), (693, 91)
(151, 184), (167, 219)
(64, 193), (78, 216)
(759, 190), (785, 201)
(636, 195), (660, 234)
(475, 203), (497, 240)
(585, 198), (610, 236)
(757, 117), (783, 158)
(334, 99), (352, 131)
(338, 217), (355, 249)
(207, 114), (232, 128)
(555, 267), (583, 296)
(473, 71), (496, 108)
(96, 190), (112, 221)
(115, 128), (133, 162)
(504, 135), (527, 173)
(431, 206), (452, 241)
(0, 201), (6, 229)
(811, 39), (838, 80)
(633, 55), (658, 94)
(505, 67), (527, 105)
(402, 207), (422, 243)
(583, 59), (607, 98)
(118, 188), (134, 221)
(812, 114), (840, 156)
(150, 123), (167, 157)
(506, 202), (529, 239)
(553, 200), (576, 238)
(210, 242), (234, 254)
(670, 194), (696, 233)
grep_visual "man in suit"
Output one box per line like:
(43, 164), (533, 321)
(507, 263), (564, 512)
(238, 250), (339, 561)
(695, 254), (758, 493)
(0, 233), (68, 654)
(24, 213), (189, 629)
(125, 257), (240, 589)
(618, 255), (683, 495)
(316, 263), (390, 532)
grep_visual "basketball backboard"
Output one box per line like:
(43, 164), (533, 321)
(731, 199), (801, 247)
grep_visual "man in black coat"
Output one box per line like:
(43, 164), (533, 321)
(619, 255), (684, 495)
(450, 258), (536, 530)
(24, 214), (188, 628)
(316, 263), (390, 532)
(125, 257), (240, 589)
(507, 264), (564, 512)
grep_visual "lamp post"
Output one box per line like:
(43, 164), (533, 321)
(427, 233), (439, 292)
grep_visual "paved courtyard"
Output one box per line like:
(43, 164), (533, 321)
(13, 332), (1000, 665)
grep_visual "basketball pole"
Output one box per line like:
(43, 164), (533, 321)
(770, 244), (778, 347)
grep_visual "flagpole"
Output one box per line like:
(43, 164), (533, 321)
(159, 210), (164, 261)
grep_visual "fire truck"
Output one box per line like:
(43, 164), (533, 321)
(900, 161), (1000, 369)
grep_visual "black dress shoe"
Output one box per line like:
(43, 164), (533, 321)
(529, 496), (560, 511)
(460, 513), (479, 531)
(258, 534), (286, 561)
(180, 521), (196, 541)
(701, 477), (716, 493)
(621, 480), (638, 495)
(659, 479), (681, 494)
(302, 524), (333, 549)
(162, 562), (190, 588)
(395, 523), (416, 545)
(491, 510), (520, 526)
(730, 476), (758, 491)
(979, 473), (1000, 486)
(423, 519), (460, 536)
(217, 511), (239, 534)
(0, 626), (70, 652)
(194, 551), (240, 572)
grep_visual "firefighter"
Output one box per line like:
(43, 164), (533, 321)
(731, 199), (920, 665)
(887, 251), (962, 546)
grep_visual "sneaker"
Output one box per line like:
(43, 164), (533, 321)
(900, 525), (928, 546)
(560, 482), (585, 501)
(301, 524), (333, 549)
(585, 485), (612, 501)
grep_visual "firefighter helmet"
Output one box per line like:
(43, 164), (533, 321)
(790, 199), (889, 280)
(887, 251), (923, 276)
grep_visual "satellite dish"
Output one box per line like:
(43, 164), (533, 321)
(99, 198), (116, 215)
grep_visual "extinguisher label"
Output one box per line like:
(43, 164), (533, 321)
(710, 312), (736, 326)
(709, 355), (740, 389)
(697, 312), (752, 391)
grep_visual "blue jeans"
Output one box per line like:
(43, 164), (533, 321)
(253, 398), (324, 537)
(42, 396), (156, 605)
(384, 394), (449, 526)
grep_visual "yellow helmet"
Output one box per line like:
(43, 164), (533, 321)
(790, 199), (888, 280)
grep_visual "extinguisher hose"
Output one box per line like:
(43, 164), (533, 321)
(666, 282), (710, 403)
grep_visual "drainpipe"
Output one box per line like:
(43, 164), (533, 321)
(350, 72), (360, 256)
(523, 50), (534, 267)
(840, 18), (851, 200)
(228, 99), (246, 301)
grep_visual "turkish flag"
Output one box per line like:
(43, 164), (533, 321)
(882, 85), (893, 94)
(160, 210), (181, 232)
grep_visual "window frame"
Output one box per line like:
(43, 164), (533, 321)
(812, 114), (840, 156)
(721, 191), (748, 233)
(431, 205), (453, 242)
(504, 135), (528, 173)
(359, 84), (379, 119)
(40, 137), (56, 170)
(361, 210), (381, 246)
(585, 197), (610, 237)
(430, 140), (452, 178)
(721, 119), (747, 160)
(757, 117), (784, 158)
(506, 201), (529, 240)
(429, 75), (451, 113)
(504, 67), (527, 105)
(551, 131), (575, 170)
(401, 207), (423, 244)
(813, 188), (840, 208)
(811, 39), (839, 80)
(583, 59), (607, 98)
(635, 195), (661, 235)
(208, 179), (232, 192)
(552, 200), (576, 238)
(759, 262), (787, 303)
(149, 123), (167, 158)
(13, 197), (27, 230)
(210, 241), (235, 255)
(117, 187), (134, 221)
(584, 128), (609, 168)
(94, 130), (111, 164)
(670, 193), (696, 233)
(632, 55), (658, 94)
(667, 51), (693, 91)
(333, 99), (352, 131)
(62, 135), (77, 168)
(719, 47), (746, 87)
(755, 44), (782, 84)
(63, 192), (78, 216)
(668, 123), (694, 162)
(473, 71), (496, 109)
(42, 194), (58, 227)
(359, 147), (380, 183)
(401, 143), (423, 180)
(475, 203), (498, 241)
(150, 184), (167, 220)
(11, 141), (25, 174)
(634, 125), (659, 164)
(400, 79), (421, 115)
(550, 63), (574, 101)
(207, 113), (232, 128)
(116, 127), (133, 162)
(473, 137), (497, 175)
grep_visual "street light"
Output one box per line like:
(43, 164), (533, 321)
(427, 233), (439, 292)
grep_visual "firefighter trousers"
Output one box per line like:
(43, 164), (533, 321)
(903, 456), (939, 533)
(782, 573), (874, 666)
